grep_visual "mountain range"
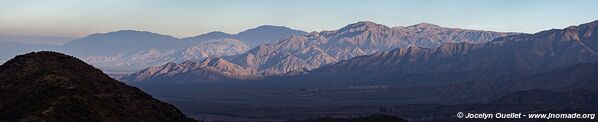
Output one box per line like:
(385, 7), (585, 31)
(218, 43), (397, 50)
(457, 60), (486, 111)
(4, 20), (597, 121)
(285, 20), (598, 103)
(123, 21), (518, 82)
(308, 20), (598, 82)
(63, 25), (307, 57)
(122, 20), (598, 103)
(114, 20), (598, 121)
(227, 21), (519, 75)
(0, 25), (307, 72)
(81, 38), (250, 70)
(0, 51), (194, 121)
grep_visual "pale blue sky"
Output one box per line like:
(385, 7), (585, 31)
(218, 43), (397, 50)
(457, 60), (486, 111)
(1, 0), (597, 42)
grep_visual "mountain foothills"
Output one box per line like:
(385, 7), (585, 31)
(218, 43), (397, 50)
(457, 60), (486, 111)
(121, 57), (261, 83)
(123, 21), (516, 82)
(0, 52), (194, 121)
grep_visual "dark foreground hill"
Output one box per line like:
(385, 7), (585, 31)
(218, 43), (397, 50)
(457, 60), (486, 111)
(0, 51), (194, 121)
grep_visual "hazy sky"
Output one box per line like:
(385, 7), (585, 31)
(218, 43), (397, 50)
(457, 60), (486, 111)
(1, 0), (598, 44)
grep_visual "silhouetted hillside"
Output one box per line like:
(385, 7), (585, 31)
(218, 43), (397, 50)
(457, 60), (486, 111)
(0, 51), (194, 121)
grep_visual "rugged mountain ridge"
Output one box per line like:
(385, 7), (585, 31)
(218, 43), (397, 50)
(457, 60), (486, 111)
(313, 21), (598, 80)
(310, 20), (598, 82)
(121, 57), (261, 83)
(225, 21), (518, 75)
(282, 20), (598, 103)
(123, 21), (518, 82)
(0, 51), (194, 121)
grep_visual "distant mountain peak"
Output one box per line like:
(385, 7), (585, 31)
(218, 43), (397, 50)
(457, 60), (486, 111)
(204, 31), (232, 35)
(234, 25), (308, 47)
(184, 31), (234, 41)
(341, 21), (389, 31)
(354, 21), (378, 25)
(63, 29), (180, 56)
(408, 22), (442, 29)
(240, 25), (297, 34)
(111, 29), (147, 33)
(254, 25), (288, 29)
(100, 30), (174, 38)
(181, 25), (306, 48)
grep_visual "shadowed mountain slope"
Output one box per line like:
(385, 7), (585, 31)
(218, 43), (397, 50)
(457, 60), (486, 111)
(308, 20), (598, 83)
(225, 21), (518, 75)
